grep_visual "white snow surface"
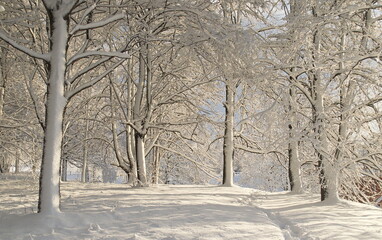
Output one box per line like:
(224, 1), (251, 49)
(0, 175), (381, 240)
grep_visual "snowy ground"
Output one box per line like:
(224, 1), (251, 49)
(0, 175), (381, 240)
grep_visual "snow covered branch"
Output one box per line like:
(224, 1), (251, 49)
(67, 51), (130, 66)
(70, 13), (126, 35)
(0, 31), (50, 62)
(154, 144), (219, 180)
(65, 59), (125, 100)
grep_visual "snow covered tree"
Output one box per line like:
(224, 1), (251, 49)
(107, 0), (227, 186)
(0, 0), (130, 214)
(266, 0), (382, 201)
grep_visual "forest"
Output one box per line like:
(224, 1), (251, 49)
(0, 0), (381, 216)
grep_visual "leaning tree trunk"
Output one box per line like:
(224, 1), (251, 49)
(38, 10), (69, 214)
(222, 82), (234, 187)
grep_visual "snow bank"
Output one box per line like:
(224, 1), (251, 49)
(246, 191), (382, 240)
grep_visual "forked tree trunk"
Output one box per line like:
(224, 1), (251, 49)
(312, 61), (338, 201)
(132, 46), (148, 186)
(315, 89), (338, 202)
(310, 6), (339, 201)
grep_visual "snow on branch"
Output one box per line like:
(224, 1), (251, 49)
(67, 51), (130, 65)
(0, 31), (50, 61)
(70, 13), (126, 35)
(153, 144), (219, 180)
(67, 57), (109, 84)
(235, 144), (286, 158)
(76, 2), (97, 25)
(23, 67), (45, 130)
(42, 0), (82, 16)
(65, 59), (125, 100)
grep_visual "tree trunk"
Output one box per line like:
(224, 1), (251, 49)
(310, 6), (338, 201)
(316, 92), (338, 202)
(61, 155), (67, 182)
(152, 146), (160, 184)
(0, 47), (6, 174)
(126, 126), (138, 185)
(288, 86), (303, 193)
(132, 45), (148, 186)
(136, 133), (147, 185)
(38, 10), (68, 214)
(81, 114), (89, 183)
(313, 73), (339, 201)
(126, 63), (138, 185)
(0, 47), (4, 118)
(222, 82), (234, 186)
(0, 153), (10, 173)
(15, 149), (20, 173)
(0, 84), (4, 118)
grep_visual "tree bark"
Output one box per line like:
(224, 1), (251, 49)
(0, 47), (4, 118)
(38, 10), (68, 214)
(15, 149), (20, 173)
(310, 5), (338, 202)
(288, 86), (303, 193)
(126, 61), (138, 185)
(222, 82), (234, 186)
(132, 45), (148, 186)
(61, 155), (67, 182)
(0, 48), (7, 174)
(126, 126), (138, 184)
(81, 111), (89, 183)
(152, 146), (160, 184)
(136, 133), (147, 185)
(315, 88), (338, 202)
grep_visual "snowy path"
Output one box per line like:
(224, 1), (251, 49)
(0, 180), (285, 240)
(1, 178), (381, 240)
(89, 185), (285, 240)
